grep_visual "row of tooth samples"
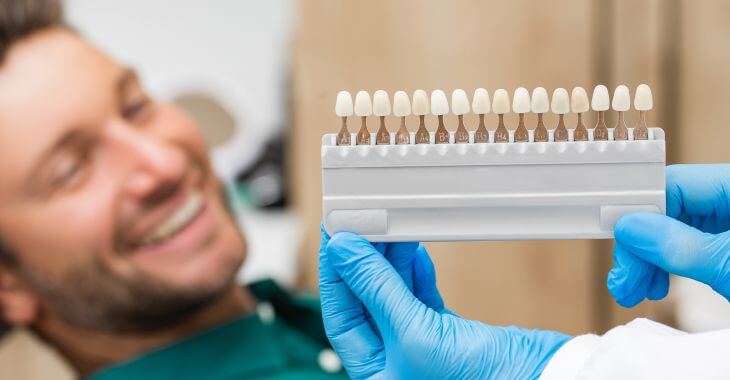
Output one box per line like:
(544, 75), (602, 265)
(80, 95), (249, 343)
(334, 84), (654, 145)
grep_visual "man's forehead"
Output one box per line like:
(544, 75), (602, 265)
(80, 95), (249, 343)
(0, 28), (122, 193)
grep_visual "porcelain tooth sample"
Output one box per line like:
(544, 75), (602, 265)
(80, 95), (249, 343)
(633, 84), (653, 140)
(451, 89), (471, 143)
(354, 90), (373, 145)
(612, 85), (630, 140)
(335, 91), (353, 145)
(393, 91), (411, 144)
(492, 88), (510, 142)
(431, 89), (450, 144)
(591, 85), (610, 140)
(551, 88), (570, 141)
(373, 90), (392, 145)
(531, 87), (550, 142)
(472, 88), (490, 143)
(412, 89), (431, 144)
(571, 86), (590, 141)
(512, 87), (531, 142)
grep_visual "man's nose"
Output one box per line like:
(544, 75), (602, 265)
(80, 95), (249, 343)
(108, 122), (188, 201)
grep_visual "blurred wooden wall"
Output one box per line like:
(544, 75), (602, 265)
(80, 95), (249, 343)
(291, 0), (683, 335)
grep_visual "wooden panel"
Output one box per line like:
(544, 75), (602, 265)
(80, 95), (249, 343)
(292, 0), (601, 334)
(679, 0), (730, 163)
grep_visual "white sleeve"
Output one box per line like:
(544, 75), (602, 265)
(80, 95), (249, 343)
(539, 318), (730, 380)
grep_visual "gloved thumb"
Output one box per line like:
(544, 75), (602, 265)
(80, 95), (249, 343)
(614, 212), (730, 297)
(326, 232), (432, 336)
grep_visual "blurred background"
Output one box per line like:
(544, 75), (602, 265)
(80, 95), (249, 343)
(2, 0), (730, 378)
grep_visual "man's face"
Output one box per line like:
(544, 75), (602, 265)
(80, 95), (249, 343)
(0, 29), (246, 331)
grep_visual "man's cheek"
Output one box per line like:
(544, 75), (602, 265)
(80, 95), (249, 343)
(29, 192), (117, 274)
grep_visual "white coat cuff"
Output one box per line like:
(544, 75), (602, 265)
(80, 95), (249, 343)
(539, 334), (600, 380)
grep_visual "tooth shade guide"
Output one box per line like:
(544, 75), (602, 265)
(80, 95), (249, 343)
(322, 127), (666, 242)
(554, 114), (568, 142)
(534, 113), (548, 142)
(593, 111), (609, 141)
(356, 116), (370, 145)
(415, 115), (429, 144)
(376, 116), (390, 145)
(474, 114), (489, 143)
(337, 116), (351, 145)
(494, 114), (509, 143)
(435, 115), (449, 144)
(514, 113), (529, 142)
(614, 111), (629, 140)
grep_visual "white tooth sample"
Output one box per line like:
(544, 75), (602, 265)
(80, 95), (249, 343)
(634, 84), (653, 110)
(612, 85), (630, 111)
(451, 89), (470, 115)
(354, 90), (372, 116)
(472, 88), (490, 114)
(373, 90), (391, 116)
(551, 88), (569, 114)
(571, 86), (589, 113)
(430, 89), (449, 115)
(492, 89), (510, 114)
(591, 85), (610, 111)
(393, 91), (411, 117)
(412, 89), (430, 116)
(531, 87), (549, 113)
(335, 91), (353, 116)
(512, 87), (531, 113)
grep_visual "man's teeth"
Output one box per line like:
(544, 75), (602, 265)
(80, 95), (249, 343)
(143, 191), (204, 246)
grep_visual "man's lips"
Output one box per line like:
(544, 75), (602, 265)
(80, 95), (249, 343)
(141, 189), (205, 246)
(118, 168), (208, 252)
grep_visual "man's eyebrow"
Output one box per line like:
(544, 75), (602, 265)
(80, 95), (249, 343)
(117, 67), (139, 96)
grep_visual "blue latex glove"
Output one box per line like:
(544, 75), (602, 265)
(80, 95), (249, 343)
(609, 164), (730, 307)
(319, 227), (571, 379)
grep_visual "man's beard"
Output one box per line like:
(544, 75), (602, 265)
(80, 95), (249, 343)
(19, 250), (240, 333)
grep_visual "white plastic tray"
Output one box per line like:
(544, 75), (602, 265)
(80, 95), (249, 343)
(322, 128), (665, 242)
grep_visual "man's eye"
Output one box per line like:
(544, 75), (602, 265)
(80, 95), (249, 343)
(51, 153), (88, 189)
(122, 98), (151, 121)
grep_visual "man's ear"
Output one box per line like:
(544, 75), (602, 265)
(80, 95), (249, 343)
(0, 265), (39, 326)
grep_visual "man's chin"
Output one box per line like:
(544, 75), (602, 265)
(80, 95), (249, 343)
(136, 232), (245, 296)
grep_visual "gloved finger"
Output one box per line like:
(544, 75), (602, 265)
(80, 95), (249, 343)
(666, 164), (730, 233)
(607, 243), (655, 307)
(319, 222), (332, 251)
(647, 267), (670, 301)
(614, 212), (727, 294)
(383, 241), (420, 292)
(411, 245), (450, 314)
(318, 226), (385, 378)
(326, 232), (433, 336)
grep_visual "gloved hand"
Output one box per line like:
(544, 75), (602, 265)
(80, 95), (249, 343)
(319, 227), (571, 379)
(609, 164), (730, 307)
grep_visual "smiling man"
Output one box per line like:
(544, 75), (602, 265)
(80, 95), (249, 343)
(0, 1), (344, 379)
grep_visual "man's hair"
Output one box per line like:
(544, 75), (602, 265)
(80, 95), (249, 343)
(0, 0), (63, 63)
(0, 0), (63, 265)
